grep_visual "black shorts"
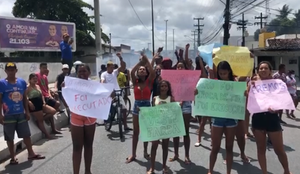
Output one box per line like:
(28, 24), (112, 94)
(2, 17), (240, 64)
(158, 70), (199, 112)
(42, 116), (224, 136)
(29, 97), (43, 112)
(252, 112), (282, 132)
(45, 97), (57, 108)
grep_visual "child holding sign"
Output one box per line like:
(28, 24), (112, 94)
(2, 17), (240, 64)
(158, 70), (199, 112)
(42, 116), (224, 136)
(148, 80), (174, 174)
(64, 64), (97, 174)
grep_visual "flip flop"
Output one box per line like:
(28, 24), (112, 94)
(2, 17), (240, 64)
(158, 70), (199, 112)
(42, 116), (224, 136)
(28, 154), (45, 160)
(194, 142), (201, 147)
(168, 156), (178, 162)
(241, 157), (251, 163)
(125, 156), (136, 163)
(9, 158), (18, 165)
(184, 158), (192, 165)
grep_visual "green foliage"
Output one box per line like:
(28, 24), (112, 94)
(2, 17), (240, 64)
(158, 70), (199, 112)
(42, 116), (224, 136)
(12, 0), (110, 47)
(264, 4), (300, 36)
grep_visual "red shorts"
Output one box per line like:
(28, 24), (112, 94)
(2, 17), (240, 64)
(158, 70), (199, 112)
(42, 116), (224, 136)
(70, 113), (97, 127)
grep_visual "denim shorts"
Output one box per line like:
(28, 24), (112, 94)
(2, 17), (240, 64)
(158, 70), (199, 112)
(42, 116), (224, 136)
(212, 118), (237, 128)
(132, 100), (151, 115)
(182, 101), (192, 114)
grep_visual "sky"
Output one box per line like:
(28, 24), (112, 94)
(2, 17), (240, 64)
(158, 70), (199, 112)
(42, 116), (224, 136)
(0, 0), (299, 51)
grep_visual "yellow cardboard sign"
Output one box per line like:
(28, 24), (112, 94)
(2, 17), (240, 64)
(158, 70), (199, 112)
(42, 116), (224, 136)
(213, 46), (254, 77)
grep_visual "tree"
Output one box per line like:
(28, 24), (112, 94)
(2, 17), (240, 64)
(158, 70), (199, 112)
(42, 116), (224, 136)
(257, 4), (300, 36)
(12, 0), (110, 47)
(254, 29), (260, 41)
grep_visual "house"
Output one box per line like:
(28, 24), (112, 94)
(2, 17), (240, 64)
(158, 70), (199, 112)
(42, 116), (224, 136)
(251, 32), (300, 76)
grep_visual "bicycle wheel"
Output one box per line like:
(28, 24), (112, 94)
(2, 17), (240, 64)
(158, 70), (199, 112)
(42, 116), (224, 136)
(117, 106), (123, 140)
(105, 105), (116, 131)
(124, 97), (131, 116)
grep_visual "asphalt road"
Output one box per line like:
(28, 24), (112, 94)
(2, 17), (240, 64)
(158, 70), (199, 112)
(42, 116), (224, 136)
(0, 96), (300, 174)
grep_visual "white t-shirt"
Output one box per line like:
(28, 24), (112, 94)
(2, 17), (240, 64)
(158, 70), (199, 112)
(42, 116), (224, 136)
(101, 69), (120, 90)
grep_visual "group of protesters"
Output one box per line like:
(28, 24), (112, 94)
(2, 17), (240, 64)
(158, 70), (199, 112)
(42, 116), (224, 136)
(122, 44), (294, 174)
(0, 40), (295, 174)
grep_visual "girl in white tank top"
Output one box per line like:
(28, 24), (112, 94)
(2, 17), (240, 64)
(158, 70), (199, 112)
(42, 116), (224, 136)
(148, 80), (174, 174)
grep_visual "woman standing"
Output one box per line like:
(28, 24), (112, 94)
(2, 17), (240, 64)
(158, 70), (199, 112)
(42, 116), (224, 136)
(286, 70), (298, 119)
(248, 61), (291, 174)
(126, 55), (156, 163)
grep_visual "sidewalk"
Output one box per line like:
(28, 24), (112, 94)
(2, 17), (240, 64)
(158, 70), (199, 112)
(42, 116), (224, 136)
(0, 82), (69, 162)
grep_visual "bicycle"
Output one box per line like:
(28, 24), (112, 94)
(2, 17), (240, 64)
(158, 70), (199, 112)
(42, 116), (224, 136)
(104, 88), (127, 140)
(122, 86), (131, 117)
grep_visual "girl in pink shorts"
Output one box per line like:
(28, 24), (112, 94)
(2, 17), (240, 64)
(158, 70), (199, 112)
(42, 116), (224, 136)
(67, 64), (96, 174)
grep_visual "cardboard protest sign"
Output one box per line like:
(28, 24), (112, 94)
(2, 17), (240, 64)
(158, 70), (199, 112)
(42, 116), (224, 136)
(198, 43), (223, 68)
(62, 77), (114, 119)
(213, 46), (254, 77)
(194, 78), (246, 120)
(161, 70), (201, 101)
(247, 79), (295, 113)
(139, 102), (186, 142)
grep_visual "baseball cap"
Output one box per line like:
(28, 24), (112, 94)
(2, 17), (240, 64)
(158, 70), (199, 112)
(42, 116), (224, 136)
(62, 64), (69, 69)
(5, 62), (17, 69)
(63, 33), (69, 38)
(73, 61), (83, 65)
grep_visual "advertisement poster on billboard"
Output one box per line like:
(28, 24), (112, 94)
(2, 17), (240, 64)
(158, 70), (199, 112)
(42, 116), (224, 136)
(0, 16), (76, 52)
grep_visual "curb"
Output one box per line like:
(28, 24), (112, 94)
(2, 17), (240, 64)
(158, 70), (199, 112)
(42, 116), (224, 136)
(0, 109), (69, 163)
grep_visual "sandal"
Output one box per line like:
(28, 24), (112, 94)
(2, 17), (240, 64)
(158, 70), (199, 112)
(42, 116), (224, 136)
(125, 156), (136, 163)
(241, 156), (251, 163)
(147, 170), (155, 174)
(163, 166), (169, 174)
(194, 142), (201, 147)
(9, 158), (18, 165)
(28, 154), (45, 160)
(168, 156), (178, 162)
(184, 158), (191, 165)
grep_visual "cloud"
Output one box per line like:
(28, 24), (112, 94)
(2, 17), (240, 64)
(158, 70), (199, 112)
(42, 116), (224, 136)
(1, 0), (299, 51)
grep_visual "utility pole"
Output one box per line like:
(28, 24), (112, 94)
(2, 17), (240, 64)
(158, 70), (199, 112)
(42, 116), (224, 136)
(237, 13), (247, 46)
(254, 13), (268, 29)
(151, 0), (155, 56)
(94, 0), (102, 75)
(165, 20), (168, 53)
(193, 18), (204, 46)
(191, 30), (197, 57)
(223, 0), (231, 45)
(172, 29), (175, 52)
(109, 33), (111, 53)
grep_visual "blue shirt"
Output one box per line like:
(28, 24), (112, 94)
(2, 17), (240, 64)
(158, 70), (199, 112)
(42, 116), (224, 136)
(0, 78), (27, 116)
(60, 41), (72, 60)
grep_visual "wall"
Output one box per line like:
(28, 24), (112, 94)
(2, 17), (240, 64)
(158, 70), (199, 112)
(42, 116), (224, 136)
(0, 62), (97, 83)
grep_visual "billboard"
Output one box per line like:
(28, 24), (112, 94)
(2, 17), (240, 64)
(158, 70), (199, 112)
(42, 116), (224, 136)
(0, 16), (76, 52)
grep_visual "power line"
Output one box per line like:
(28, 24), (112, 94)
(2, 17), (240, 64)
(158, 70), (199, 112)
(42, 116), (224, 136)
(127, 0), (163, 43)
(236, 13), (248, 46)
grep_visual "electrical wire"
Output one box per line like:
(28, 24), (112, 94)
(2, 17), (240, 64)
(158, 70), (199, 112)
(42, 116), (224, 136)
(202, 26), (223, 44)
(127, 0), (163, 42)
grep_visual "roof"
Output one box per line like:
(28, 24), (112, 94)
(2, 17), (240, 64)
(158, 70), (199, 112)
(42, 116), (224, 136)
(266, 38), (300, 50)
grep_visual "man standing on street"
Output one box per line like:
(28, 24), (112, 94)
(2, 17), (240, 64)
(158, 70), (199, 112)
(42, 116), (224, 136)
(0, 62), (45, 164)
(273, 64), (287, 124)
(60, 33), (73, 75)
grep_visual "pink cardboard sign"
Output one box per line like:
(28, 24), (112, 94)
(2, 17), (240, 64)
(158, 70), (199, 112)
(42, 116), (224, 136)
(247, 79), (295, 113)
(161, 70), (201, 101)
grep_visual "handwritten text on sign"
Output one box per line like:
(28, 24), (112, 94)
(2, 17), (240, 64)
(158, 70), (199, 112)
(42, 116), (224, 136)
(62, 77), (114, 119)
(139, 102), (186, 142)
(194, 78), (246, 120)
(213, 46), (254, 77)
(161, 70), (201, 101)
(247, 79), (295, 113)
